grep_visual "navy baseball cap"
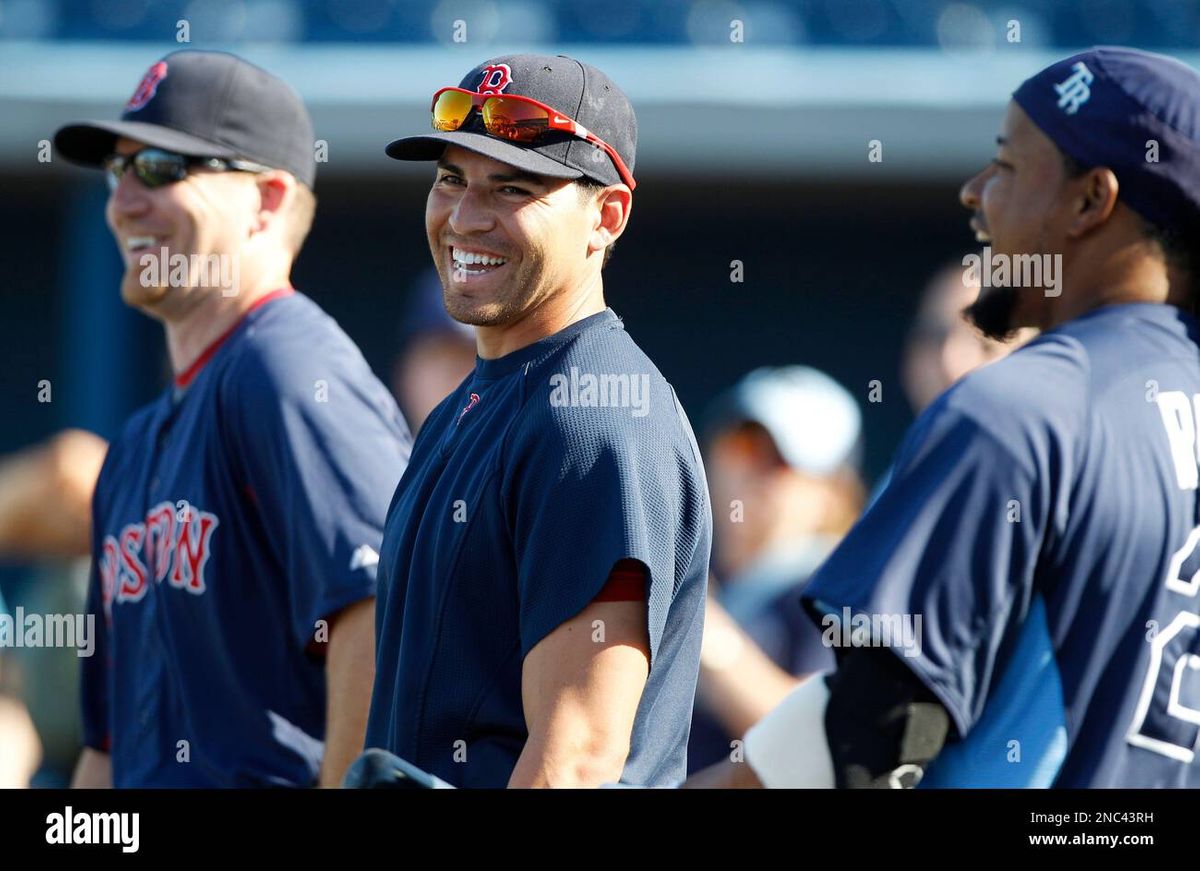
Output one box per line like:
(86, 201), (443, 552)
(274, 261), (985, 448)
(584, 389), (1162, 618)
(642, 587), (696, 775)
(1013, 46), (1200, 232)
(386, 53), (636, 188)
(55, 50), (316, 188)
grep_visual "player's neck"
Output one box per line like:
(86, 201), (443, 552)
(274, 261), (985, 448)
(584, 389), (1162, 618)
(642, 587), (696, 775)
(163, 277), (292, 375)
(475, 273), (606, 360)
(1043, 243), (1172, 330)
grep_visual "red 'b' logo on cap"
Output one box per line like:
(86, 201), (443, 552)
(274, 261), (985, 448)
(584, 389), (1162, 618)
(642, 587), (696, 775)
(126, 61), (168, 112)
(477, 63), (512, 95)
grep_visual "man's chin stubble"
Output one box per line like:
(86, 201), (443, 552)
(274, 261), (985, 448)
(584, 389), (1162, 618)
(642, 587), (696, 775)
(441, 284), (510, 327)
(121, 279), (169, 309)
(440, 266), (532, 327)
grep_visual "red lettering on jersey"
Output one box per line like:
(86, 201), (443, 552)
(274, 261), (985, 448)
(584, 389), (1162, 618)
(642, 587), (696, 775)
(99, 535), (119, 619)
(117, 524), (149, 602)
(144, 501), (176, 584)
(170, 511), (219, 595)
(477, 63), (513, 95)
(102, 501), (220, 607)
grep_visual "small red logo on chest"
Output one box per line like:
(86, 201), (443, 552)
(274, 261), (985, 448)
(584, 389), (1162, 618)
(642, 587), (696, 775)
(459, 392), (481, 423)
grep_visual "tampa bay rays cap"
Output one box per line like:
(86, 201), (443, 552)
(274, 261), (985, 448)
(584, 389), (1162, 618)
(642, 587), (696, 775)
(386, 53), (637, 188)
(54, 50), (316, 188)
(705, 366), (863, 477)
(1013, 46), (1200, 233)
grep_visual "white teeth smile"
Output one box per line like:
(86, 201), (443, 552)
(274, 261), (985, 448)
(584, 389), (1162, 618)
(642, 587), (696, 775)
(451, 246), (507, 268)
(126, 236), (160, 251)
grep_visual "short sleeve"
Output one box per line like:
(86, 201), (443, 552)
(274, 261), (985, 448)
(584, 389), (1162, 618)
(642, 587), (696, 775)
(503, 396), (706, 666)
(803, 406), (1048, 738)
(224, 351), (412, 649)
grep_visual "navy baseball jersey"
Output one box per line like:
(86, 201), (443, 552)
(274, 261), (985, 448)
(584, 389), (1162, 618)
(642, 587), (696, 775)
(365, 308), (711, 787)
(805, 302), (1200, 787)
(82, 289), (412, 787)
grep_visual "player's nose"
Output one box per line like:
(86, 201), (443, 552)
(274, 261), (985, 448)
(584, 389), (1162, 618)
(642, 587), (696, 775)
(959, 168), (987, 210)
(107, 168), (152, 218)
(447, 187), (495, 236)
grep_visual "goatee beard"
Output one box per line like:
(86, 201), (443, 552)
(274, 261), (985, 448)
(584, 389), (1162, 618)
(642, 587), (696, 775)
(963, 284), (1021, 341)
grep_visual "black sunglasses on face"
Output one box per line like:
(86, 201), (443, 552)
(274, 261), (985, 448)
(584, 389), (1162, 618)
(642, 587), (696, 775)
(102, 146), (272, 191)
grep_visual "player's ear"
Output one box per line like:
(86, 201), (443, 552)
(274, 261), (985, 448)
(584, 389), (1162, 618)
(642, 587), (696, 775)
(251, 170), (293, 236)
(589, 185), (633, 257)
(1065, 166), (1119, 239)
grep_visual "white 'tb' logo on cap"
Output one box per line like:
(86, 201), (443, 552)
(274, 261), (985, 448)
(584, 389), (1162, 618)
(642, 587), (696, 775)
(1054, 61), (1094, 115)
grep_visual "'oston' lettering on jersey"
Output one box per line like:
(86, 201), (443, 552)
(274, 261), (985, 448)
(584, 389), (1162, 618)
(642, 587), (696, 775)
(97, 500), (219, 616)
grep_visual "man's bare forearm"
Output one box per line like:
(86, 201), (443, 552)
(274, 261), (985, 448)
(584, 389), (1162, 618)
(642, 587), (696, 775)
(319, 597), (376, 788)
(507, 725), (631, 788)
(71, 747), (112, 789)
(698, 599), (803, 737)
(682, 758), (764, 789)
(0, 430), (107, 558)
(512, 600), (650, 788)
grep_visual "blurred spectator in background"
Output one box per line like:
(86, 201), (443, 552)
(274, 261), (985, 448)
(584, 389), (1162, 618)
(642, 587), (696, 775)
(0, 582), (44, 787)
(902, 262), (1036, 416)
(688, 366), (865, 771)
(863, 261), (1037, 503)
(0, 429), (107, 785)
(0, 690), (42, 788)
(391, 269), (475, 432)
(0, 429), (107, 559)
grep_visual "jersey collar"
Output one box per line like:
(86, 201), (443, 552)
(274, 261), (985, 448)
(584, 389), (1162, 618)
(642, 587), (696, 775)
(473, 308), (619, 382)
(174, 287), (295, 390)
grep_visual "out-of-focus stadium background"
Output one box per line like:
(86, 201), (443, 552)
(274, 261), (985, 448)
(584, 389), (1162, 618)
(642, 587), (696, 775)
(2, 0), (1199, 785)
(8, 0), (1200, 475)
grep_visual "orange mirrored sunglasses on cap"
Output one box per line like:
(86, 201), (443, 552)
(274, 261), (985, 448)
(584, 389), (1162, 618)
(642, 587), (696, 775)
(430, 87), (636, 190)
